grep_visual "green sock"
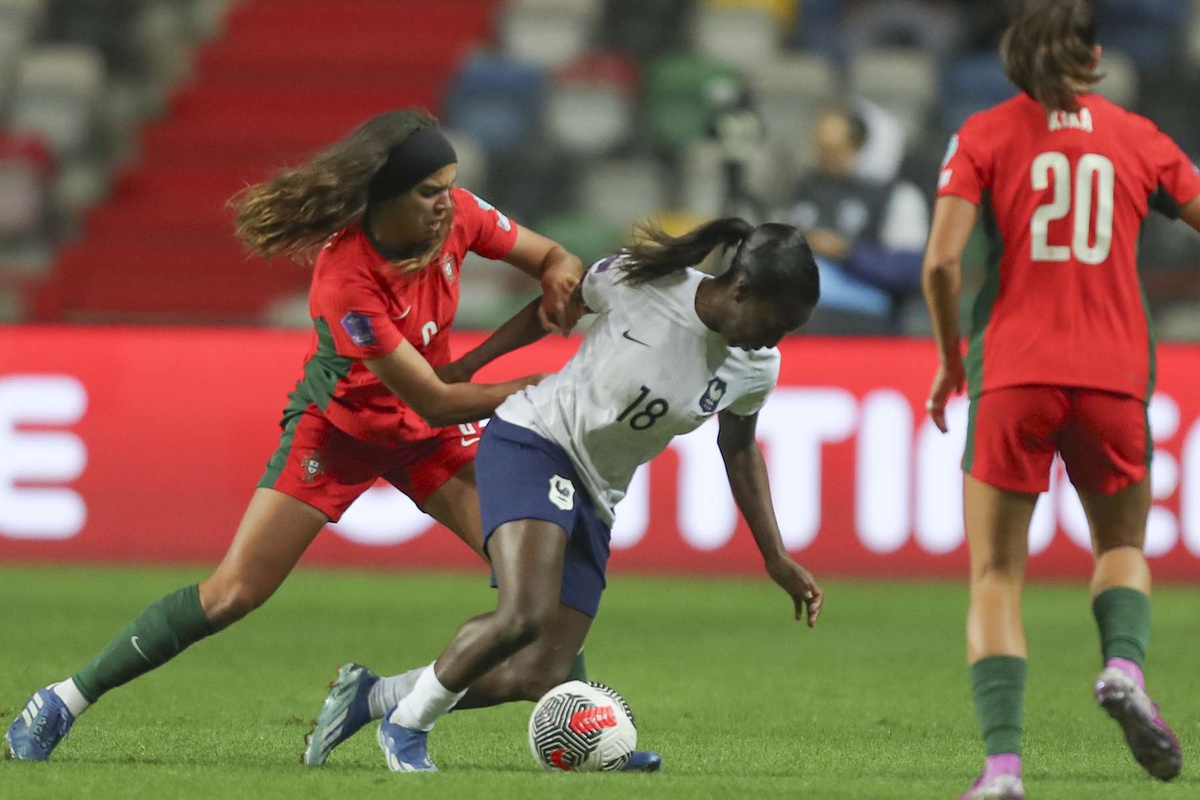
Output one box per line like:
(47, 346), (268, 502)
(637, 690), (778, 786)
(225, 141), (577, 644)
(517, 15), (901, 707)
(1092, 587), (1150, 666)
(72, 584), (214, 703)
(567, 650), (588, 682)
(970, 656), (1027, 756)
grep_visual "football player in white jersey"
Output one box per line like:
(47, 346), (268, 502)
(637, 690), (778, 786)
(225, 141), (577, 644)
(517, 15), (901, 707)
(348, 218), (822, 772)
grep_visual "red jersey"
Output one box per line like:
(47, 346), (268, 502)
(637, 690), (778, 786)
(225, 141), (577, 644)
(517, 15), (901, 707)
(283, 187), (519, 446)
(938, 92), (1200, 400)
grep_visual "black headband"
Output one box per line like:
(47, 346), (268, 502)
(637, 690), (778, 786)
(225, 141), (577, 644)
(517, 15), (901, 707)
(367, 125), (458, 206)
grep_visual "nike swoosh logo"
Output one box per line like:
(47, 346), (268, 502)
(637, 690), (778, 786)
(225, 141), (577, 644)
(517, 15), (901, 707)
(460, 437), (480, 447)
(622, 330), (650, 347)
(391, 306), (412, 320)
(131, 636), (150, 662)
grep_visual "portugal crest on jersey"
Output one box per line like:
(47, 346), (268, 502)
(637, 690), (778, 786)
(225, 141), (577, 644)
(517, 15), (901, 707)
(699, 378), (727, 413)
(441, 254), (457, 283)
(299, 451), (324, 482)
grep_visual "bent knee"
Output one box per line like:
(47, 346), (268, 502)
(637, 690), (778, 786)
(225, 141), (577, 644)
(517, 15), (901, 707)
(199, 576), (274, 627)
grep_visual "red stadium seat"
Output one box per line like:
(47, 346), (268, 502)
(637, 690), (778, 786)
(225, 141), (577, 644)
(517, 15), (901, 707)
(34, 0), (498, 323)
(47, 243), (310, 323)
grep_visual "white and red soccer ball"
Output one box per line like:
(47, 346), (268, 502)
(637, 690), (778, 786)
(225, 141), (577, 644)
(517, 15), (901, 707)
(528, 680), (637, 772)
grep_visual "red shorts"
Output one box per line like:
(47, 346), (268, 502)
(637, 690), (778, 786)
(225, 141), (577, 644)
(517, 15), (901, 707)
(963, 386), (1149, 495)
(257, 405), (480, 521)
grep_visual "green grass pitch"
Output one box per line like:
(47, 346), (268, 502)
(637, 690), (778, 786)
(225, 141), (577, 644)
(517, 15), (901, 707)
(1, 565), (1196, 799)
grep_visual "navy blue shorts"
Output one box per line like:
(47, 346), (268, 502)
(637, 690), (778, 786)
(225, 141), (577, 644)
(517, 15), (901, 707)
(476, 418), (611, 618)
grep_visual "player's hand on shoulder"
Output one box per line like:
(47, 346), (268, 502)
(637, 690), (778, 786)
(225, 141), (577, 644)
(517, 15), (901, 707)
(766, 555), (824, 628)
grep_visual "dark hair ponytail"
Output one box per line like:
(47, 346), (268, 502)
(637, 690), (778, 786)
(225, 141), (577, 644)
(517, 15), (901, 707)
(1001, 0), (1099, 113)
(619, 217), (754, 285)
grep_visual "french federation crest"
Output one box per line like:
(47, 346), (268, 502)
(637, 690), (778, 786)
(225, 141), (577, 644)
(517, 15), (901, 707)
(549, 475), (575, 511)
(299, 451), (324, 482)
(699, 378), (727, 413)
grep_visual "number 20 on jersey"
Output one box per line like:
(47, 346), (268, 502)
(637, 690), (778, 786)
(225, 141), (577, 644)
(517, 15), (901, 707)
(1031, 152), (1115, 265)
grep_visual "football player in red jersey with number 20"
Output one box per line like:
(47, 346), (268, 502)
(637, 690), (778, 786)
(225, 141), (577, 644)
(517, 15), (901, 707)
(923, 3), (1200, 798)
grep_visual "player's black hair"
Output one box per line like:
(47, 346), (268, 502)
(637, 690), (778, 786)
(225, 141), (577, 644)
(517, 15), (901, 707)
(1001, 0), (1100, 113)
(723, 222), (820, 309)
(620, 218), (820, 308)
(620, 218), (754, 285)
(231, 108), (444, 263)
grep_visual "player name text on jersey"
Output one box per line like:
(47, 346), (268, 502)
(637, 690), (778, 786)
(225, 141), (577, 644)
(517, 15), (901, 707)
(1047, 108), (1093, 133)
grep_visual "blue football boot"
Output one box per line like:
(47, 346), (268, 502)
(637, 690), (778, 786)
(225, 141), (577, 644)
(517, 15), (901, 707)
(6, 688), (75, 761)
(622, 750), (663, 772)
(303, 663), (379, 767)
(377, 712), (438, 772)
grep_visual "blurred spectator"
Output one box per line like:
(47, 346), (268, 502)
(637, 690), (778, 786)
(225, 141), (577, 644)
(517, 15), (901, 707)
(779, 107), (928, 327)
(854, 99), (908, 184)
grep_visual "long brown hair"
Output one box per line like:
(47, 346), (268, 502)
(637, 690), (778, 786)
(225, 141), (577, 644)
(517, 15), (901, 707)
(1001, 0), (1100, 113)
(230, 109), (439, 262)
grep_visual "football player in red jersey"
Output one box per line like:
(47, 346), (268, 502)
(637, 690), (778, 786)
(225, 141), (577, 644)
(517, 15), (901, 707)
(4, 109), (592, 765)
(923, 3), (1200, 797)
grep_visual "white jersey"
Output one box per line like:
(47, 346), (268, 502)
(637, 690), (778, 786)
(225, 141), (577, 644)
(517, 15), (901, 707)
(495, 257), (780, 525)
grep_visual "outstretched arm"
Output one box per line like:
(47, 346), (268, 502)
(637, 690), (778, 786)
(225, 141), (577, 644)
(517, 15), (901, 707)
(435, 296), (549, 384)
(364, 338), (541, 428)
(717, 410), (823, 627)
(437, 280), (594, 384)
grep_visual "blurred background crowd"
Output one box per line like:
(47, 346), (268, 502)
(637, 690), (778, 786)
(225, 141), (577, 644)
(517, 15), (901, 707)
(0, 0), (1197, 336)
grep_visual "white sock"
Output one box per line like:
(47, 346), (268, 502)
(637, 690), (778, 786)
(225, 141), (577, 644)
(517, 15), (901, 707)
(51, 679), (90, 718)
(368, 666), (425, 720)
(388, 663), (465, 732)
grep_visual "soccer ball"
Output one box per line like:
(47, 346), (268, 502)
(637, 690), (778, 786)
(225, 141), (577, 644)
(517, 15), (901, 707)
(528, 680), (637, 772)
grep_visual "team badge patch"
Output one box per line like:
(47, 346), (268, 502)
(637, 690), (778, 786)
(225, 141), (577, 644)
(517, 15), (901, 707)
(442, 254), (457, 283)
(699, 378), (727, 413)
(299, 451), (324, 482)
(469, 191), (512, 232)
(549, 475), (575, 511)
(340, 311), (377, 347)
